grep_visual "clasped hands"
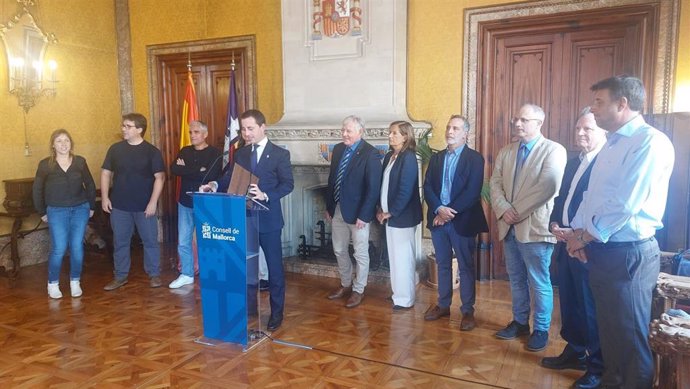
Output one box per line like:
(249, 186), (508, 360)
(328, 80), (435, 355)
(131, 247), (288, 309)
(561, 226), (590, 263)
(433, 206), (457, 226)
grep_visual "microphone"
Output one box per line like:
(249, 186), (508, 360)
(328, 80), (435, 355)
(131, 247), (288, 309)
(198, 154), (223, 192)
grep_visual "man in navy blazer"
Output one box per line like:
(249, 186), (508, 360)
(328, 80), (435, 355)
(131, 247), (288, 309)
(541, 109), (607, 389)
(325, 115), (382, 308)
(204, 110), (294, 332)
(423, 115), (488, 331)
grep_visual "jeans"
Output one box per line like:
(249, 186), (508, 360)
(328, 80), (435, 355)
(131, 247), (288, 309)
(177, 204), (194, 277)
(586, 238), (659, 389)
(110, 208), (160, 279)
(430, 223), (476, 314)
(46, 202), (90, 282)
(503, 228), (554, 331)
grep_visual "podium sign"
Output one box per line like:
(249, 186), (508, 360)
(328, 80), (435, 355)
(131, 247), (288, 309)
(192, 192), (260, 348)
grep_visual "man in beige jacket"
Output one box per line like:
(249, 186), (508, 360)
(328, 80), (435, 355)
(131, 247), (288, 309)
(490, 103), (567, 352)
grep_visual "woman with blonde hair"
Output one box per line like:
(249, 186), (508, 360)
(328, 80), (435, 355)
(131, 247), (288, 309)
(33, 129), (96, 298)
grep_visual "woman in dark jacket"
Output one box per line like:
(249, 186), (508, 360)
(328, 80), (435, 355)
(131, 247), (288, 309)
(376, 121), (423, 309)
(33, 129), (96, 299)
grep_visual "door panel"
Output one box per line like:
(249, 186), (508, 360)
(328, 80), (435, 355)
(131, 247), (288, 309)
(156, 50), (251, 242)
(479, 6), (657, 279)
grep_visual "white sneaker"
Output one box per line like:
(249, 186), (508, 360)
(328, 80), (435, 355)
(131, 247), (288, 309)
(169, 274), (194, 289)
(70, 280), (83, 298)
(47, 282), (62, 299)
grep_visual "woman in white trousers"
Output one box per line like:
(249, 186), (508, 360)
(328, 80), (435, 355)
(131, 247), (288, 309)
(377, 121), (423, 309)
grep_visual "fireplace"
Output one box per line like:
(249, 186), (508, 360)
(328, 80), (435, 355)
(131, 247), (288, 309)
(298, 184), (332, 260)
(272, 0), (430, 282)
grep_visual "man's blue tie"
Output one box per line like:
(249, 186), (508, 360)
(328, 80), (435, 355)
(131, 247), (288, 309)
(515, 144), (528, 177)
(511, 144), (528, 201)
(441, 155), (453, 205)
(333, 147), (353, 204)
(251, 144), (260, 172)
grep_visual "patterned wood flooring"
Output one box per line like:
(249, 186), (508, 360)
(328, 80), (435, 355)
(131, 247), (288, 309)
(0, 247), (583, 388)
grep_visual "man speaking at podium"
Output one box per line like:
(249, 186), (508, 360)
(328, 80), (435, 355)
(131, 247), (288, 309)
(202, 109), (294, 332)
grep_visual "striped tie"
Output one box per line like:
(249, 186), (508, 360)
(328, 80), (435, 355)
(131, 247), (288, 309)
(333, 147), (353, 204)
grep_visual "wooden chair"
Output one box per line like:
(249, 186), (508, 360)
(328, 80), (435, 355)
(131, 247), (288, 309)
(650, 273), (690, 389)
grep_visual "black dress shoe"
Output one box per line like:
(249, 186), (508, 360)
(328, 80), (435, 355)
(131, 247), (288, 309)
(259, 280), (269, 291)
(541, 346), (587, 370)
(267, 315), (283, 331)
(574, 372), (601, 389)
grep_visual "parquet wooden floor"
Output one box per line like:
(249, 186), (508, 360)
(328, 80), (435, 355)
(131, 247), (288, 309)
(0, 246), (582, 388)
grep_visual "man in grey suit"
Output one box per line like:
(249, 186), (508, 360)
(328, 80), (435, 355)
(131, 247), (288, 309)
(490, 103), (567, 352)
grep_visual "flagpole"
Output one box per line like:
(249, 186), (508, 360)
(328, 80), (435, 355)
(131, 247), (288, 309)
(224, 53), (240, 168)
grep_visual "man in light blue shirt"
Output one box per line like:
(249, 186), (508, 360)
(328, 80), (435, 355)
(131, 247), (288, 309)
(422, 115), (488, 331)
(567, 76), (675, 389)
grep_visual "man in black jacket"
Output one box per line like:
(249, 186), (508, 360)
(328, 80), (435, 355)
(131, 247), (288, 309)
(422, 115), (488, 331)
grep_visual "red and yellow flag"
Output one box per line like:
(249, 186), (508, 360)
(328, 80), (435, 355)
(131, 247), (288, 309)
(180, 71), (198, 149)
(178, 70), (200, 274)
(176, 71), (198, 202)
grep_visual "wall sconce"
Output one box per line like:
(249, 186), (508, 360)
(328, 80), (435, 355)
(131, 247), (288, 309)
(1, 3), (58, 113)
(1, 1), (58, 156)
(9, 54), (58, 113)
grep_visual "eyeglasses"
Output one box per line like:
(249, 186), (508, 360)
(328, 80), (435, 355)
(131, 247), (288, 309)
(510, 117), (542, 126)
(121, 124), (137, 129)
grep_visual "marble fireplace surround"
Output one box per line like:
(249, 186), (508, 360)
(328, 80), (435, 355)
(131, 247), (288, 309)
(272, 1), (429, 282)
(270, 127), (425, 284)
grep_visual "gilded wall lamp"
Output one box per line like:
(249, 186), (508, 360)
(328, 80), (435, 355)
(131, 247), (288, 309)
(1, 0), (58, 155)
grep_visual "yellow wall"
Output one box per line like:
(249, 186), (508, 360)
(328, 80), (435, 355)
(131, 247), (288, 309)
(407, 0), (522, 149)
(0, 0), (687, 234)
(128, 0), (283, 125)
(0, 0), (120, 231)
(407, 0), (690, 148)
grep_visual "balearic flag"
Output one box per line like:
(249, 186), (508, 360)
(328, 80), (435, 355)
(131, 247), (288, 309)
(223, 67), (240, 168)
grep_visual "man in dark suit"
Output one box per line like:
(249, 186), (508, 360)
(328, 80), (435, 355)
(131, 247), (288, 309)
(204, 109), (294, 332)
(325, 115), (382, 308)
(541, 108), (607, 389)
(423, 115), (488, 331)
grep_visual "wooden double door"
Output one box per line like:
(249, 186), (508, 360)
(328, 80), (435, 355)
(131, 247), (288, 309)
(477, 4), (660, 279)
(153, 44), (255, 242)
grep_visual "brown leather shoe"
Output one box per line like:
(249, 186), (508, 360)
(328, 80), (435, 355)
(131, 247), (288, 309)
(460, 312), (476, 331)
(424, 305), (450, 321)
(327, 286), (352, 300)
(149, 276), (162, 288)
(345, 291), (363, 308)
(103, 278), (128, 291)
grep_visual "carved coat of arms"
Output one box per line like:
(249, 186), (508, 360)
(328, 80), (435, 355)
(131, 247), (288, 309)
(312, 0), (362, 40)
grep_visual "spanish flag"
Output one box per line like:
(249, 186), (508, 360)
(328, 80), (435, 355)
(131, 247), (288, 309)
(178, 70), (199, 274)
(180, 70), (198, 150)
(176, 70), (198, 201)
